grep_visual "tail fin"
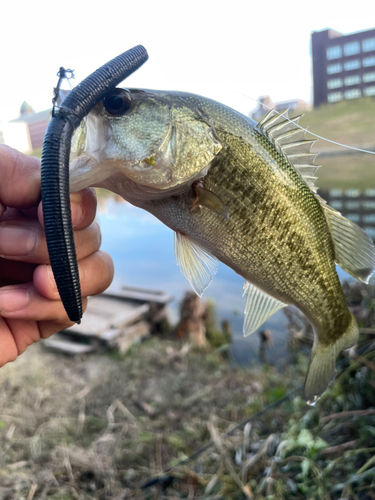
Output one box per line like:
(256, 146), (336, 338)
(304, 313), (358, 405)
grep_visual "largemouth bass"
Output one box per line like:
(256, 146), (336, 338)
(69, 88), (375, 403)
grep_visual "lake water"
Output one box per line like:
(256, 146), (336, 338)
(96, 197), (356, 366)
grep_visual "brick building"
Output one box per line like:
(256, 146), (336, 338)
(311, 27), (375, 107)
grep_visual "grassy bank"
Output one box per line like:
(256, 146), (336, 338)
(299, 97), (375, 191)
(0, 331), (374, 499)
(302, 98), (375, 153)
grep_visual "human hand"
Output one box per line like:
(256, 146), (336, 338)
(0, 145), (114, 366)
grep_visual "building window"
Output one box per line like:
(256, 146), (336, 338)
(327, 45), (342, 60)
(328, 92), (343, 102)
(365, 189), (375, 197)
(363, 37), (375, 52)
(345, 88), (361, 99)
(363, 214), (375, 223)
(328, 92), (343, 103)
(330, 189), (343, 197)
(363, 201), (375, 209)
(327, 63), (343, 74)
(330, 200), (343, 210)
(363, 56), (375, 67)
(328, 78), (343, 89)
(364, 86), (375, 96)
(347, 213), (360, 223)
(363, 72), (375, 83)
(346, 201), (360, 209)
(344, 41), (361, 56)
(345, 189), (360, 198)
(344, 75), (361, 86)
(344, 59), (361, 71)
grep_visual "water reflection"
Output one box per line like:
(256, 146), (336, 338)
(321, 188), (375, 239)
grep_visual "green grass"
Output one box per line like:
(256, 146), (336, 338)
(295, 97), (375, 190)
(317, 153), (375, 190)
(301, 97), (375, 151)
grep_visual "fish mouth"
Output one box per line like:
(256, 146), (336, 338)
(69, 152), (213, 203)
(69, 155), (118, 193)
(69, 154), (167, 193)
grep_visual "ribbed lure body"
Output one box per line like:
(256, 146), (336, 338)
(41, 46), (148, 322)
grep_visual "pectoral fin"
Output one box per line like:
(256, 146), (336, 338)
(243, 281), (287, 336)
(174, 232), (218, 296)
(193, 186), (229, 220)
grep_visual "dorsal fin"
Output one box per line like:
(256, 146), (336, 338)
(257, 109), (321, 193)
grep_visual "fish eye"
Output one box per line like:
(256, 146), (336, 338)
(103, 88), (132, 116)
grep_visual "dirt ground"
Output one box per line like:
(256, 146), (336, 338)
(0, 334), (374, 499)
(0, 338), (280, 499)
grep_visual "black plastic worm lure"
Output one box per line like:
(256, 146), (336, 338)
(41, 45), (148, 323)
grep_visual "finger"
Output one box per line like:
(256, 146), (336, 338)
(38, 187), (97, 230)
(0, 316), (22, 365)
(0, 282), (88, 323)
(33, 250), (114, 301)
(0, 318), (41, 362)
(0, 145), (41, 209)
(0, 220), (102, 264)
(38, 318), (83, 340)
(0, 311), (89, 367)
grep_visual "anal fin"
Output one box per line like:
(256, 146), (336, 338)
(243, 281), (287, 336)
(174, 232), (218, 297)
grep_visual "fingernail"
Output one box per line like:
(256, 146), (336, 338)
(0, 287), (30, 313)
(0, 225), (37, 256)
(71, 202), (83, 227)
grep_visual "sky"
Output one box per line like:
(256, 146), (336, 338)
(0, 1), (374, 123)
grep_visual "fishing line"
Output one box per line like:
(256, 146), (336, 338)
(229, 88), (375, 156)
(141, 338), (375, 490)
(56, 76), (374, 157)
(51, 73), (374, 158)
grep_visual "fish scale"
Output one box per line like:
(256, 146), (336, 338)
(165, 125), (346, 331)
(69, 88), (375, 403)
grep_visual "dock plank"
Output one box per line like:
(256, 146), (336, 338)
(103, 284), (172, 305)
(116, 320), (151, 354)
(43, 336), (96, 354)
(44, 284), (171, 354)
(66, 297), (149, 337)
